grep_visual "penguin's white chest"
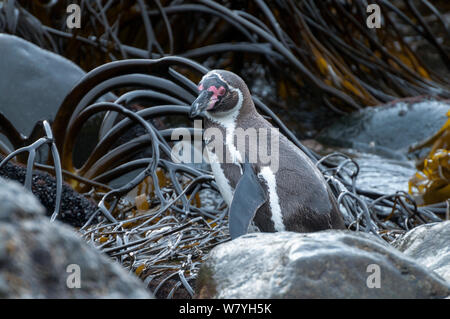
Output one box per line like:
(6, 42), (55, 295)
(206, 147), (234, 206)
(205, 119), (243, 207)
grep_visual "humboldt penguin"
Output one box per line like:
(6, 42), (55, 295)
(189, 70), (345, 238)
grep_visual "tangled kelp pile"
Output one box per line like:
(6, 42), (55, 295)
(2, 0), (449, 112)
(0, 0), (449, 298)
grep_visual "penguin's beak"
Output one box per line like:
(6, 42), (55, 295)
(189, 90), (211, 118)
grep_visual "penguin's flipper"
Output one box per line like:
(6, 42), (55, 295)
(229, 162), (267, 239)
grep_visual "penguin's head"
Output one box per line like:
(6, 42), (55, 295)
(189, 70), (248, 119)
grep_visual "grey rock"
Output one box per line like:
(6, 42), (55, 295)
(0, 176), (45, 221)
(317, 99), (450, 159)
(0, 34), (114, 165)
(351, 152), (416, 194)
(0, 34), (85, 138)
(196, 231), (450, 299)
(0, 178), (153, 298)
(393, 221), (450, 282)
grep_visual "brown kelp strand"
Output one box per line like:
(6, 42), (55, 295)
(409, 111), (450, 205)
(3, 0), (449, 112)
(0, 57), (447, 298)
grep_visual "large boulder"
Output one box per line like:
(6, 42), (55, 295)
(0, 34), (113, 165)
(317, 98), (450, 159)
(0, 34), (85, 138)
(196, 231), (450, 299)
(393, 221), (450, 282)
(352, 152), (417, 194)
(0, 177), (153, 298)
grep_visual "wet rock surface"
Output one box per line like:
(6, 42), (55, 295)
(196, 231), (450, 299)
(345, 151), (417, 194)
(317, 98), (450, 159)
(0, 158), (97, 227)
(0, 34), (85, 137)
(0, 177), (153, 298)
(393, 221), (450, 282)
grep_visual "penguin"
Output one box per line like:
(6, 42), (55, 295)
(189, 70), (345, 238)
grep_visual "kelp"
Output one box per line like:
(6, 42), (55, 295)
(0, 120), (62, 221)
(2, 0), (449, 113)
(409, 111), (450, 205)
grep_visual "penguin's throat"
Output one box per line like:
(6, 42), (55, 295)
(205, 107), (240, 161)
(205, 123), (244, 167)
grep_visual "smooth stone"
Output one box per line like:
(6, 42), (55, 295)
(350, 151), (417, 194)
(0, 34), (114, 170)
(196, 231), (450, 298)
(317, 98), (450, 159)
(393, 221), (450, 282)
(0, 34), (85, 138)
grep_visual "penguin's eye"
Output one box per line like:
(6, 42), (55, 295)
(198, 84), (204, 91)
(217, 86), (226, 96)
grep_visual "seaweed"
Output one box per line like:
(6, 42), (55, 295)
(409, 110), (450, 205)
(2, 0), (449, 112)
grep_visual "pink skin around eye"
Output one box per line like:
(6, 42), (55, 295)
(206, 86), (226, 110)
(198, 84), (204, 91)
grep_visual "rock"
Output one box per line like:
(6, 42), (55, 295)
(0, 34), (85, 138)
(317, 98), (450, 159)
(349, 151), (417, 194)
(0, 175), (45, 221)
(393, 221), (450, 282)
(196, 231), (450, 299)
(0, 177), (153, 298)
(0, 34), (114, 165)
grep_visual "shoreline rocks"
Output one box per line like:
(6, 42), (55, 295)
(393, 221), (450, 282)
(0, 34), (85, 138)
(0, 178), (153, 298)
(196, 230), (449, 299)
(317, 98), (450, 160)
